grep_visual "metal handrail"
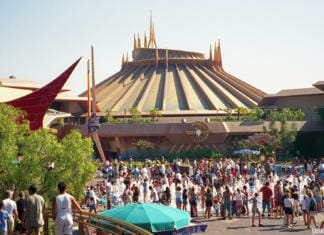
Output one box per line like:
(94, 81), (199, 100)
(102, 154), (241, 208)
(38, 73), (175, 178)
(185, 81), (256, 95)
(45, 209), (153, 235)
(74, 210), (153, 235)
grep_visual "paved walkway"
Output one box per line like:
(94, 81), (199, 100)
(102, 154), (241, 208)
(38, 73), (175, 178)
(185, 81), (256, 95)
(193, 213), (324, 235)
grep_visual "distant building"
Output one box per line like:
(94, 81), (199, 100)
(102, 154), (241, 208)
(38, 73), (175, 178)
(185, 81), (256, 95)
(259, 81), (324, 121)
(0, 59), (86, 129)
(71, 18), (323, 159)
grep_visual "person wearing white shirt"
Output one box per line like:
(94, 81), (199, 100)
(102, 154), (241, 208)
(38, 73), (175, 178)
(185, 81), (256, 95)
(141, 167), (148, 177)
(235, 188), (243, 216)
(52, 182), (83, 235)
(300, 195), (308, 226)
(3, 191), (18, 235)
(149, 186), (159, 203)
(283, 193), (293, 229)
(88, 186), (98, 213)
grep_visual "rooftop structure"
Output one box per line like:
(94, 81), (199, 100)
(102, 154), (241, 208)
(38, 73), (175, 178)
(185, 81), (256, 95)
(81, 18), (266, 116)
(1, 59), (86, 129)
(259, 81), (324, 121)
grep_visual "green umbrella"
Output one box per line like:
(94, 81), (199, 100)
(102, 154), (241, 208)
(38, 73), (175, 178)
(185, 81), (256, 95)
(98, 203), (191, 232)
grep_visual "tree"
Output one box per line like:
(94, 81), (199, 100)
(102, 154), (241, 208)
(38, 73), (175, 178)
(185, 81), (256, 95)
(149, 108), (162, 123)
(105, 108), (114, 123)
(58, 118), (65, 126)
(133, 139), (153, 157)
(268, 108), (305, 121)
(244, 108), (264, 121)
(236, 107), (248, 120)
(224, 108), (235, 121)
(263, 110), (298, 159)
(129, 107), (141, 123)
(230, 137), (245, 150)
(243, 133), (280, 157)
(0, 104), (96, 202)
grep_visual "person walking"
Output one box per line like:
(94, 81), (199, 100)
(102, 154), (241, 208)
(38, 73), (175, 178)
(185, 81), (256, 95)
(52, 182), (83, 235)
(204, 187), (213, 219)
(88, 185), (98, 213)
(16, 191), (26, 234)
(0, 200), (9, 235)
(189, 187), (197, 217)
(2, 191), (19, 235)
(283, 192), (294, 229)
(306, 192), (318, 229)
(222, 186), (232, 220)
(182, 188), (188, 211)
(175, 186), (182, 209)
(250, 193), (263, 227)
(259, 182), (273, 217)
(25, 184), (46, 235)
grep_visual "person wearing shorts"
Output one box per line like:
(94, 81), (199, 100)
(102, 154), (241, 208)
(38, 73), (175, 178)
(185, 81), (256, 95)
(283, 193), (293, 229)
(52, 182), (83, 235)
(189, 187), (197, 217)
(235, 189), (243, 216)
(306, 192), (318, 229)
(182, 189), (188, 211)
(175, 186), (182, 209)
(204, 188), (213, 219)
(222, 186), (232, 219)
(249, 193), (263, 227)
(259, 182), (273, 217)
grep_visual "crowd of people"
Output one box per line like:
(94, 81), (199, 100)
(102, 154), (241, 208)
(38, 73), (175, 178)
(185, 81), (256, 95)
(85, 157), (324, 230)
(1, 157), (324, 234)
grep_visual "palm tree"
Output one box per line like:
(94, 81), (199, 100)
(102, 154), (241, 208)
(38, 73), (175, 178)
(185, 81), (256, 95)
(149, 108), (162, 123)
(106, 108), (113, 123)
(236, 106), (248, 120)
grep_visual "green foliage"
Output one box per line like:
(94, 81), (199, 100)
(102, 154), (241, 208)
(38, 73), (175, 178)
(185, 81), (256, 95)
(162, 149), (223, 161)
(57, 118), (65, 126)
(210, 108), (303, 123)
(106, 117), (154, 124)
(133, 139), (154, 157)
(211, 152), (223, 159)
(224, 108), (235, 121)
(263, 109), (298, 160)
(149, 108), (162, 123)
(268, 108), (305, 122)
(210, 107), (264, 122)
(243, 133), (280, 157)
(133, 139), (154, 149)
(231, 137), (246, 150)
(129, 107), (141, 123)
(105, 109), (114, 123)
(0, 104), (96, 202)
(243, 108), (264, 121)
(235, 107), (248, 120)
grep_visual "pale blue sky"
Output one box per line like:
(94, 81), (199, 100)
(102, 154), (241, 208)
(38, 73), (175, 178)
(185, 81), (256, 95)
(0, 0), (323, 95)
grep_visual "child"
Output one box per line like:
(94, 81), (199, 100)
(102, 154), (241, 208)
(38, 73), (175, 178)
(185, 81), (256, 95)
(250, 193), (263, 227)
(0, 200), (9, 235)
(301, 195), (308, 225)
(213, 198), (220, 217)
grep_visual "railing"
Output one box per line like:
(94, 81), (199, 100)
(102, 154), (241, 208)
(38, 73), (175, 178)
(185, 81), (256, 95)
(44, 209), (153, 235)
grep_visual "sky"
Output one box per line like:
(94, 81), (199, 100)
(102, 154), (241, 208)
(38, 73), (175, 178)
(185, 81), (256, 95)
(0, 0), (323, 95)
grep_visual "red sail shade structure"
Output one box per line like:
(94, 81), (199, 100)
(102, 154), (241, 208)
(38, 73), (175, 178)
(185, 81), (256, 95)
(6, 58), (81, 130)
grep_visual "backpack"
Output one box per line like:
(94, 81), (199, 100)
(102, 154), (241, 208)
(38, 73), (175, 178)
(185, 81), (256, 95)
(309, 198), (316, 211)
